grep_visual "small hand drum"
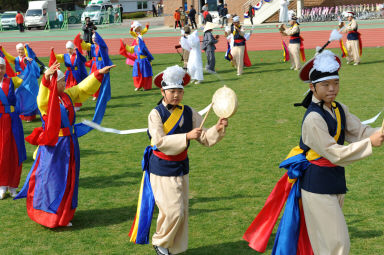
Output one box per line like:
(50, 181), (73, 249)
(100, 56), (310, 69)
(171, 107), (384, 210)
(212, 85), (238, 118)
(199, 85), (238, 128)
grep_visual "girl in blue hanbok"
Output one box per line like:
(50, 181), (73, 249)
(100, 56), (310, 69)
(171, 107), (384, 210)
(15, 62), (115, 228)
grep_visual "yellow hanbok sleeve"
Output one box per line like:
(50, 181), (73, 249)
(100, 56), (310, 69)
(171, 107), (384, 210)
(1, 47), (16, 64)
(125, 45), (135, 54)
(141, 26), (148, 35)
(81, 41), (92, 51)
(55, 54), (65, 63)
(130, 30), (138, 38)
(11, 76), (23, 89)
(36, 78), (51, 116)
(65, 72), (103, 103)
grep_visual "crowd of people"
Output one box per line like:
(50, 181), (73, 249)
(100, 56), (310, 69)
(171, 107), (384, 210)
(0, 4), (381, 255)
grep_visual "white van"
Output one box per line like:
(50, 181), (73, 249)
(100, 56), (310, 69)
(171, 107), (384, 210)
(25, 0), (56, 30)
(81, 0), (113, 25)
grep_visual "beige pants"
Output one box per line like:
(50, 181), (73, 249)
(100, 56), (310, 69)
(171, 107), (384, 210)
(346, 40), (360, 64)
(302, 189), (350, 255)
(289, 43), (301, 70)
(231, 45), (245, 75)
(150, 173), (189, 254)
(182, 49), (190, 69)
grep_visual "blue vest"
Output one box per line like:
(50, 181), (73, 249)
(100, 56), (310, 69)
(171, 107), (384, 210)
(148, 104), (193, 176)
(347, 23), (359, 40)
(300, 101), (347, 194)
(231, 24), (246, 46)
(289, 29), (301, 44)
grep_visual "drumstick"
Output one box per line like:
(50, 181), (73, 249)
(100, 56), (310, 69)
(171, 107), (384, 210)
(380, 119), (384, 134)
(199, 103), (214, 129)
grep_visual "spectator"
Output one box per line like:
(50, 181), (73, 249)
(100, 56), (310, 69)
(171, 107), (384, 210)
(188, 5), (197, 29)
(202, 9), (212, 23)
(180, 6), (187, 26)
(174, 9), (181, 29)
(248, 4), (254, 25)
(152, 3), (158, 17)
(220, 4), (228, 28)
(82, 17), (97, 59)
(57, 11), (64, 29)
(15, 11), (24, 32)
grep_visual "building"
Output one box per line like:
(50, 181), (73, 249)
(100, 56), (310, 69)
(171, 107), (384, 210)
(119, 0), (160, 13)
(163, 0), (382, 26)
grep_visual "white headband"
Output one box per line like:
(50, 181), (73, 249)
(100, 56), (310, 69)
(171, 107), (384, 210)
(16, 43), (24, 50)
(66, 41), (75, 49)
(57, 70), (65, 81)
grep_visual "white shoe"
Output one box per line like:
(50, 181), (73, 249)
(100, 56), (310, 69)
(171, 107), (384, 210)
(346, 61), (351, 64)
(8, 188), (17, 198)
(194, 81), (201, 84)
(290, 66), (295, 70)
(92, 97), (97, 101)
(74, 107), (81, 112)
(134, 87), (140, 91)
(354, 62), (359, 66)
(66, 222), (73, 227)
(0, 186), (6, 200)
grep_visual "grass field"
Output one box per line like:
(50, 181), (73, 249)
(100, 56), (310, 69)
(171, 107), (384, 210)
(1, 47), (384, 255)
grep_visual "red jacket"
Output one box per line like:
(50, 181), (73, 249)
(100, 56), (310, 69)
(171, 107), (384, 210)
(174, 11), (180, 21)
(16, 13), (24, 24)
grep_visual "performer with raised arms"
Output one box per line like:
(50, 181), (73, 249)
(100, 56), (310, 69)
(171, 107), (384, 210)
(14, 62), (115, 228)
(129, 65), (228, 255)
(51, 41), (87, 111)
(342, 11), (362, 65)
(244, 48), (384, 255)
(230, 16), (246, 76)
(279, 14), (305, 70)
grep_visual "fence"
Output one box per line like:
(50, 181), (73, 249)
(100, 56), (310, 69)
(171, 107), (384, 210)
(301, 3), (384, 22)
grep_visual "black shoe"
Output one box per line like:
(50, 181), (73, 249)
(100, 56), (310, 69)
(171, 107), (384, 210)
(153, 245), (172, 255)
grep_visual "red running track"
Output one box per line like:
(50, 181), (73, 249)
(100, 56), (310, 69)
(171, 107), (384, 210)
(1, 28), (384, 57)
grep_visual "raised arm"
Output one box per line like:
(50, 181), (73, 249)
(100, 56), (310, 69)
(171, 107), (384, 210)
(65, 65), (115, 103)
(0, 46), (16, 63)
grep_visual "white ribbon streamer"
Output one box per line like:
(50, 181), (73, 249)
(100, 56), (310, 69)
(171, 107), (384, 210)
(362, 111), (382, 125)
(82, 103), (213, 135)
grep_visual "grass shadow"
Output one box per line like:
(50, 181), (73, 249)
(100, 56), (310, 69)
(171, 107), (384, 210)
(58, 206), (136, 231)
(79, 172), (140, 189)
(185, 240), (271, 255)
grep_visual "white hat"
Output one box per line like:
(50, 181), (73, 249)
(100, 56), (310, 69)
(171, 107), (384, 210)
(299, 50), (341, 83)
(131, 21), (142, 30)
(66, 41), (75, 49)
(0, 57), (5, 65)
(154, 65), (191, 89)
(203, 22), (217, 33)
(16, 43), (24, 50)
(233, 16), (240, 22)
(345, 11), (355, 17)
(57, 70), (65, 81)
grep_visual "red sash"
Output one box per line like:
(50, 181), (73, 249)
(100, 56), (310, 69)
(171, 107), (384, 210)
(153, 149), (188, 161)
(290, 36), (306, 61)
(309, 157), (337, 167)
(348, 31), (362, 56)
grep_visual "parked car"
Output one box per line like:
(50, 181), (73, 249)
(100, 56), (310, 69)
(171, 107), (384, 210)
(1, 11), (18, 30)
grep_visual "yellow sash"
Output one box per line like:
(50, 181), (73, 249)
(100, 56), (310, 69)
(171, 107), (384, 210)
(285, 102), (342, 161)
(151, 104), (184, 146)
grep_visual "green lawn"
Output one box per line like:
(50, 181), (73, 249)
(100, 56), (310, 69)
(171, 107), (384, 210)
(1, 48), (384, 255)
